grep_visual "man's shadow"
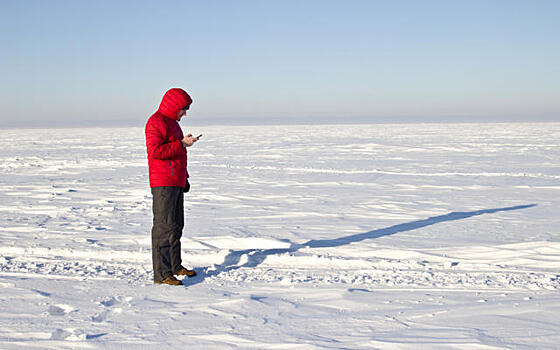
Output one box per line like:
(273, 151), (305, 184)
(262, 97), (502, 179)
(184, 204), (536, 287)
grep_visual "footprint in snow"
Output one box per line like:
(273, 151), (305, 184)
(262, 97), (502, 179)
(52, 328), (104, 341)
(99, 295), (132, 307)
(48, 304), (75, 316)
(51, 328), (72, 340)
(99, 296), (119, 307)
(91, 296), (128, 322)
(91, 310), (111, 322)
(91, 308), (122, 322)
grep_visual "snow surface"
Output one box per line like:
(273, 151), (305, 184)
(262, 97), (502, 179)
(0, 123), (559, 349)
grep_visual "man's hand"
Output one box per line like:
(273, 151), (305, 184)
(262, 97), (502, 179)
(181, 134), (198, 147)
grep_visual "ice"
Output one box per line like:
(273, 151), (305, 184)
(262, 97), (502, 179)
(0, 123), (559, 348)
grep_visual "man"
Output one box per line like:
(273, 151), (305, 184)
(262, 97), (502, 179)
(145, 88), (199, 285)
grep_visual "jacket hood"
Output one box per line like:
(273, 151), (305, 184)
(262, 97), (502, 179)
(157, 88), (192, 119)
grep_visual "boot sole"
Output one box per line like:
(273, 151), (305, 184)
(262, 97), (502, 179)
(154, 281), (183, 285)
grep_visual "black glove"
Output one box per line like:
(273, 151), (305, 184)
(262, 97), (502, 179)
(183, 179), (190, 193)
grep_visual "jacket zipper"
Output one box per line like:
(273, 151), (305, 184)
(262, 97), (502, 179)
(169, 161), (173, 176)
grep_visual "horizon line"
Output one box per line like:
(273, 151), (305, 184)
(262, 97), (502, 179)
(1, 119), (559, 130)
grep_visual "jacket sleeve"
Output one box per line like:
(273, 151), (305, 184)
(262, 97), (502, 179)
(145, 118), (185, 160)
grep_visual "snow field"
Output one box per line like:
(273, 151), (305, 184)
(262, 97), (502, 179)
(0, 123), (559, 349)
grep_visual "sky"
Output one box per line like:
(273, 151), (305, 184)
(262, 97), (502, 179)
(0, 0), (559, 127)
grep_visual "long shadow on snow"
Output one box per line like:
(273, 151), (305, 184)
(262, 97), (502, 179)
(185, 204), (536, 287)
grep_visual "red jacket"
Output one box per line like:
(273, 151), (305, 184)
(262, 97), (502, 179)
(145, 88), (193, 188)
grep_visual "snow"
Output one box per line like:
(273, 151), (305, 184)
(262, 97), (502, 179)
(0, 123), (559, 349)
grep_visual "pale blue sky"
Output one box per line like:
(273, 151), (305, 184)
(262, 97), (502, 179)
(0, 0), (558, 127)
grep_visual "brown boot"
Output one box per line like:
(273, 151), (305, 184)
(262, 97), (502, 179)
(155, 276), (183, 285)
(174, 267), (197, 277)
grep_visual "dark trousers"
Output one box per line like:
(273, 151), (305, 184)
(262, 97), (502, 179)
(151, 186), (184, 282)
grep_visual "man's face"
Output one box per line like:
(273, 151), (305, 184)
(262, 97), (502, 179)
(177, 105), (189, 121)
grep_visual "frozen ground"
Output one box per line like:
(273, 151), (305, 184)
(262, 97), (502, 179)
(0, 123), (559, 349)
